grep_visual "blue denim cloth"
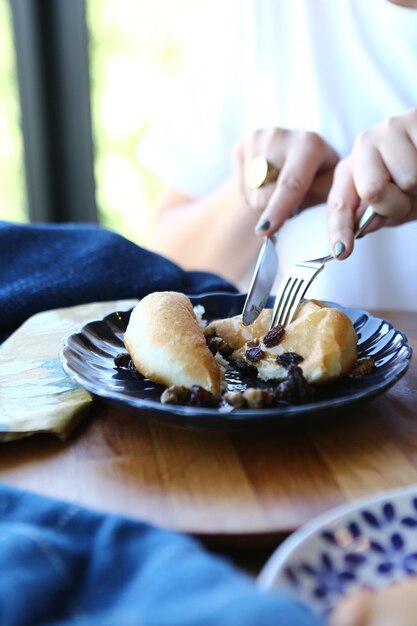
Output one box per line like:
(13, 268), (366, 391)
(0, 221), (237, 341)
(0, 484), (323, 626)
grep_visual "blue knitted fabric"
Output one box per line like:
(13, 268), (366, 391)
(0, 221), (237, 341)
(0, 484), (323, 626)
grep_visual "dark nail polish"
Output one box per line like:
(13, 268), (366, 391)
(255, 220), (271, 232)
(333, 241), (346, 258)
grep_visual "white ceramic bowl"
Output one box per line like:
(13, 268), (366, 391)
(258, 485), (417, 616)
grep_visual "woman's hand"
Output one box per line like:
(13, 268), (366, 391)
(328, 108), (417, 259)
(234, 128), (340, 237)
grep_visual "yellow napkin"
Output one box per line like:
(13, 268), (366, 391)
(0, 299), (137, 442)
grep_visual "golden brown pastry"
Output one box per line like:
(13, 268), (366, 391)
(208, 300), (358, 385)
(205, 307), (272, 350)
(124, 291), (221, 397)
(204, 299), (325, 350)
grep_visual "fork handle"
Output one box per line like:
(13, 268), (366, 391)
(354, 205), (377, 239)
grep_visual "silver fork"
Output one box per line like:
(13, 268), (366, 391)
(269, 205), (377, 329)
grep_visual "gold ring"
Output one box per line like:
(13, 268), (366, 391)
(246, 155), (279, 189)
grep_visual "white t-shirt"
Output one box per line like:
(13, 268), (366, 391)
(139, 0), (417, 311)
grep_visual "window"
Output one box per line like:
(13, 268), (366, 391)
(0, 0), (27, 222)
(86, 0), (203, 245)
(5, 0), (205, 235)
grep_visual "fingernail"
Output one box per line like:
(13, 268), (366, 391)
(255, 219), (271, 232)
(333, 241), (346, 258)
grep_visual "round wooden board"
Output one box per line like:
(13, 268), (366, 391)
(0, 332), (416, 548)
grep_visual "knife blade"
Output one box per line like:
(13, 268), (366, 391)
(241, 235), (278, 326)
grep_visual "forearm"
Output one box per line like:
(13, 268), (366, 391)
(147, 179), (262, 286)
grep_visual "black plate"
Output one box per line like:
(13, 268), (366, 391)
(60, 292), (412, 427)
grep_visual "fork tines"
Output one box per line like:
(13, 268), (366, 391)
(269, 261), (325, 330)
(268, 206), (378, 331)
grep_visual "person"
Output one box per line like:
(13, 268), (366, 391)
(138, 0), (417, 311)
(330, 576), (417, 626)
(327, 108), (417, 261)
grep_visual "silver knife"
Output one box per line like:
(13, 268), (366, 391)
(241, 235), (278, 326)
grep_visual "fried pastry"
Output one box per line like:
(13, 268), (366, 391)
(205, 307), (272, 350)
(204, 299), (325, 350)
(124, 291), (221, 397)
(209, 300), (358, 384)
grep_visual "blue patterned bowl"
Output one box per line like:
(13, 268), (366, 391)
(258, 485), (417, 616)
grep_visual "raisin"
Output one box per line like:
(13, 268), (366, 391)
(274, 366), (314, 404)
(263, 324), (285, 348)
(206, 335), (233, 357)
(206, 336), (221, 355)
(276, 352), (304, 368)
(245, 346), (265, 362)
(114, 352), (134, 369)
(189, 385), (218, 407)
(274, 378), (297, 404)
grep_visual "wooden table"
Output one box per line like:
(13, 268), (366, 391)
(0, 310), (416, 571)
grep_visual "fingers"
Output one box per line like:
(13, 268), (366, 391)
(233, 143), (274, 210)
(327, 108), (417, 258)
(327, 158), (359, 259)
(327, 157), (388, 260)
(233, 132), (280, 212)
(234, 129), (339, 236)
(254, 132), (339, 236)
(353, 131), (413, 220)
(377, 129), (417, 195)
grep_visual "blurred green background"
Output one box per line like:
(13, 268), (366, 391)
(0, 0), (200, 245)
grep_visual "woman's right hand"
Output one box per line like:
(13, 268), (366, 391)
(233, 127), (340, 237)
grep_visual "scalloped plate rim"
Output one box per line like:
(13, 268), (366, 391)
(59, 291), (412, 423)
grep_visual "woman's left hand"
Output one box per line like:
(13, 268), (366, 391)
(327, 107), (417, 259)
